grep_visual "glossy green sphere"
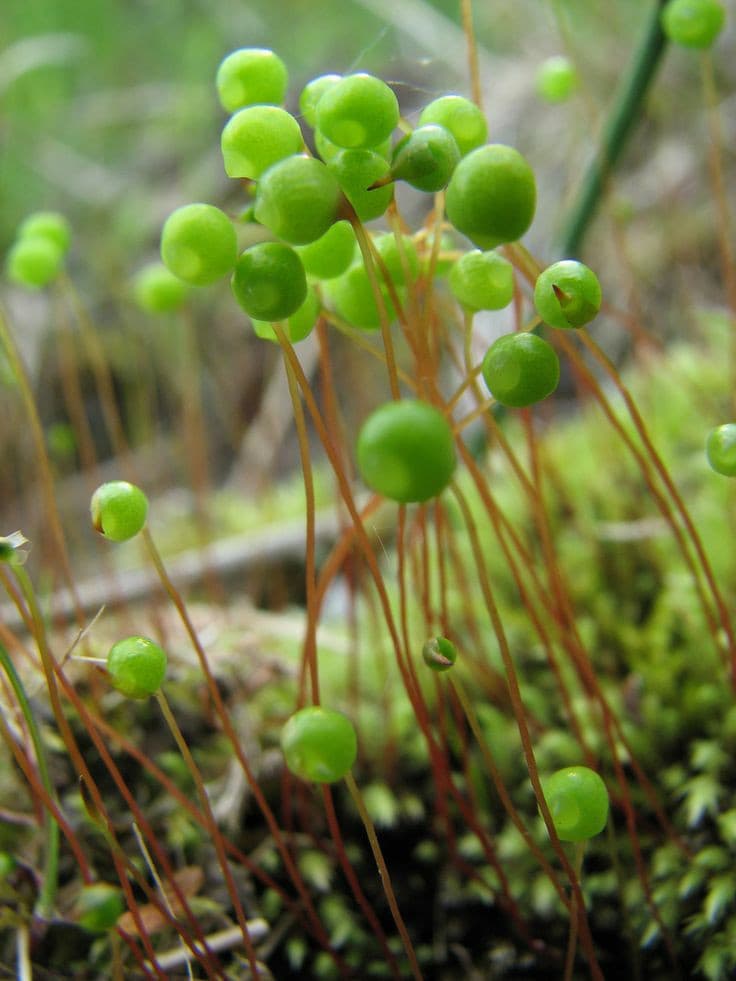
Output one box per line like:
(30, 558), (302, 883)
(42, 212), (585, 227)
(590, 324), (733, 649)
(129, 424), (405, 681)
(299, 73), (342, 127)
(446, 145), (536, 249)
(221, 105), (303, 179)
(231, 242), (307, 322)
(357, 400), (456, 503)
(449, 249), (515, 311)
(422, 636), (458, 672)
(391, 124), (460, 192)
(160, 204), (237, 286)
(535, 56), (579, 103)
(90, 481), (149, 542)
(533, 260), (602, 329)
(322, 261), (396, 331)
(296, 221), (356, 280)
(418, 95), (487, 157)
(106, 636), (167, 700)
(216, 48), (288, 112)
(281, 706), (357, 783)
(254, 155), (342, 246)
(481, 333), (560, 408)
(706, 423), (736, 476)
(541, 766), (609, 842)
(661, 0), (725, 48)
(18, 211), (71, 253)
(316, 73), (399, 150)
(132, 262), (190, 313)
(251, 286), (320, 344)
(6, 237), (63, 288)
(77, 884), (125, 932)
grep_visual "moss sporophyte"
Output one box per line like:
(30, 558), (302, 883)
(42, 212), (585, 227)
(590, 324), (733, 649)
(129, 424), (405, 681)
(0, 16), (732, 977)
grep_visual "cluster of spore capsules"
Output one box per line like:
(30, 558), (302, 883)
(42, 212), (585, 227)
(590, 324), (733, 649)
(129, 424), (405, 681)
(153, 46), (607, 510)
(146, 48), (617, 841)
(7, 2), (729, 912)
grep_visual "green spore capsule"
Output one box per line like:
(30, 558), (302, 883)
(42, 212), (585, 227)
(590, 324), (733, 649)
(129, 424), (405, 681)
(221, 105), (303, 180)
(216, 47), (288, 112)
(330, 149), (393, 222)
(132, 262), (190, 313)
(296, 220), (356, 280)
(6, 237), (63, 289)
(422, 637), (457, 672)
(418, 95), (487, 157)
(231, 242), (307, 322)
(535, 56), (579, 103)
(356, 400), (456, 503)
(372, 232), (420, 286)
(316, 72), (399, 150)
(17, 211), (71, 253)
(90, 481), (148, 542)
(481, 332), (560, 408)
(391, 124), (460, 192)
(449, 249), (514, 311)
(281, 706), (357, 783)
(160, 203), (237, 286)
(706, 423), (736, 476)
(106, 636), (167, 700)
(541, 766), (610, 842)
(661, 0), (726, 48)
(0, 532), (29, 565)
(534, 259), (602, 329)
(251, 285), (320, 344)
(299, 73), (343, 127)
(322, 261), (396, 331)
(77, 883), (125, 932)
(316, 129), (392, 166)
(255, 155), (342, 245)
(446, 144), (536, 249)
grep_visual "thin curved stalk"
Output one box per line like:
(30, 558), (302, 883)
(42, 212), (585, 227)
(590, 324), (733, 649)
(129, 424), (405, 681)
(557, 0), (669, 257)
(0, 640), (59, 917)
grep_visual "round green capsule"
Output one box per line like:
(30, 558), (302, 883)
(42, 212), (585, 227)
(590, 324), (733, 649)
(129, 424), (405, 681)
(316, 73), (399, 150)
(299, 73), (342, 127)
(541, 766), (609, 842)
(6, 237), (63, 289)
(661, 0), (725, 48)
(322, 261), (396, 331)
(216, 47), (288, 112)
(17, 211), (71, 253)
(251, 286), (320, 344)
(107, 636), (167, 700)
(422, 637), (457, 672)
(535, 56), (579, 103)
(329, 149), (393, 222)
(90, 481), (149, 542)
(449, 249), (515, 311)
(534, 260), (602, 330)
(446, 144), (536, 249)
(391, 124), (460, 192)
(418, 95), (487, 157)
(77, 883), (125, 932)
(254, 155), (342, 246)
(296, 220), (356, 280)
(706, 423), (736, 476)
(160, 203), (237, 286)
(132, 262), (190, 313)
(372, 232), (420, 286)
(221, 105), (303, 180)
(356, 400), (456, 503)
(281, 706), (357, 783)
(231, 242), (307, 322)
(481, 332), (560, 408)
